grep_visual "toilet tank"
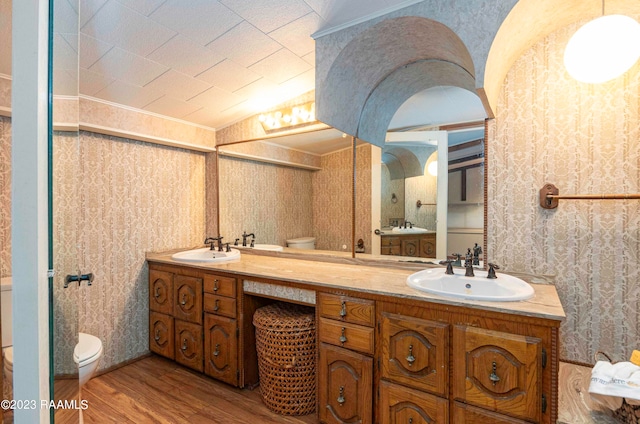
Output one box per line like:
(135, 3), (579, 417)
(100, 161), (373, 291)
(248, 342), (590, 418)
(286, 237), (316, 250)
(1, 276), (12, 348)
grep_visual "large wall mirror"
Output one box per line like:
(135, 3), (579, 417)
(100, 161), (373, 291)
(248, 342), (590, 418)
(217, 128), (355, 254)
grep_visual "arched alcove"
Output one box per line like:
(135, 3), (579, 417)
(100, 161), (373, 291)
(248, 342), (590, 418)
(317, 15), (477, 146)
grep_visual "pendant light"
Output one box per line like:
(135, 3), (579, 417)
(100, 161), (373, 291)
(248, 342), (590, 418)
(564, 1), (640, 83)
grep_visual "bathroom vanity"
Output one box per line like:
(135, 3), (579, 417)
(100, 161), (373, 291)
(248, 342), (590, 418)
(146, 250), (564, 424)
(380, 232), (436, 257)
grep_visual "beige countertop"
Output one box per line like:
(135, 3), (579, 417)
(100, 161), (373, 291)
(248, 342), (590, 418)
(146, 249), (565, 322)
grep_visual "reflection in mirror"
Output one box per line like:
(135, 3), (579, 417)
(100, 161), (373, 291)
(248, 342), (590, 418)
(217, 128), (355, 254)
(367, 86), (487, 261)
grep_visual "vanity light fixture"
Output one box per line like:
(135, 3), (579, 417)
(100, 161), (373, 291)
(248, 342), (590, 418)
(258, 101), (317, 132)
(564, 1), (640, 83)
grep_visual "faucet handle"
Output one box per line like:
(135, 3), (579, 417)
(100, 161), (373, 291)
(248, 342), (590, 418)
(439, 260), (454, 275)
(487, 263), (500, 279)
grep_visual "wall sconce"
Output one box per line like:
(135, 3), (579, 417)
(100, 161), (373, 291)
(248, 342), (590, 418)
(391, 193), (398, 203)
(564, 1), (640, 83)
(426, 151), (438, 176)
(258, 101), (317, 132)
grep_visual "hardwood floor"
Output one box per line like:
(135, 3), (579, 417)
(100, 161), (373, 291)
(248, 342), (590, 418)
(81, 355), (317, 424)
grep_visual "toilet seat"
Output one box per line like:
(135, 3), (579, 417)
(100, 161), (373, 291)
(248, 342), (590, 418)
(3, 346), (12, 371)
(74, 333), (103, 366)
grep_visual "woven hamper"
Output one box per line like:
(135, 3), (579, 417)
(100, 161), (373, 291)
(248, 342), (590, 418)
(253, 302), (316, 416)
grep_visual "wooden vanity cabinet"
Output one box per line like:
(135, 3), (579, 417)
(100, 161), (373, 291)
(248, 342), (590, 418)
(380, 233), (437, 257)
(318, 293), (375, 424)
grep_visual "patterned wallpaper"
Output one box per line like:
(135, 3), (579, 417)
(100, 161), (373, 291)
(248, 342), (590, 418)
(381, 165), (405, 227)
(488, 19), (640, 364)
(0, 116), (9, 277)
(53, 131), (206, 373)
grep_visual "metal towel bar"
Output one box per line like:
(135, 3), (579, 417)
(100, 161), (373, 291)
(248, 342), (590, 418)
(539, 183), (640, 209)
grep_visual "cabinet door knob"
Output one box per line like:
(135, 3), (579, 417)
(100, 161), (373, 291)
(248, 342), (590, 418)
(337, 386), (345, 406)
(181, 339), (188, 351)
(213, 299), (220, 312)
(339, 327), (347, 345)
(489, 361), (501, 385)
(406, 344), (416, 366)
(154, 286), (161, 298)
(339, 301), (347, 318)
(154, 329), (160, 341)
(181, 293), (187, 305)
(213, 279), (219, 292)
(213, 343), (220, 357)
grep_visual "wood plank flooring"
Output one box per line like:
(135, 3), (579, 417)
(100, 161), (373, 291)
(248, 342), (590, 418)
(81, 355), (317, 424)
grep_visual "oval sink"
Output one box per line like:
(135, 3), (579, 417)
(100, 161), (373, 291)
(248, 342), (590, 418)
(392, 226), (434, 234)
(407, 268), (534, 302)
(171, 247), (241, 263)
(237, 244), (284, 252)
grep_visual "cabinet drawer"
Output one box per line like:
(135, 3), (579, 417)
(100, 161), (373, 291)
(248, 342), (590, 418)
(453, 325), (542, 422)
(175, 319), (203, 372)
(149, 311), (174, 359)
(149, 270), (173, 315)
(173, 275), (203, 324)
(453, 401), (531, 424)
(204, 293), (237, 318)
(319, 317), (374, 355)
(381, 312), (449, 396)
(203, 274), (236, 298)
(318, 293), (375, 327)
(380, 380), (448, 424)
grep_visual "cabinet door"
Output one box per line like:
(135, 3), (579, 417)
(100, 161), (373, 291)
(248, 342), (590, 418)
(452, 401), (531, 424)
(175, 319), (203, 372)
(419, 236), (436, 258)
(149, 311), (174, 359)
(173, 275), (203, 324)
(453, 325), (542, 422)
(401, 238), (419, 257)
(149, 270), (173, 315)
(319, 343), (372, 424)
(381, 312), (449, 396)
(204, 313), (238, 387)
(380, 380), (448, 424)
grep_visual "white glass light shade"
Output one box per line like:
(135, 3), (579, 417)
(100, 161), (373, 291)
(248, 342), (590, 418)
(564, 15), (640, 83)
(427, 160), (438, 176)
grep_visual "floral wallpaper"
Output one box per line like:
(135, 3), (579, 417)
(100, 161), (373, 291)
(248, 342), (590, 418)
(53, 131), (206, 373)
(0, 116), (10, 278)
(488, 18), (640, 364)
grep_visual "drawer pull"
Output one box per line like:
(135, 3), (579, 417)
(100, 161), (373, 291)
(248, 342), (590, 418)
(409, 419), (413, 424)
(213, 299), (220, 312)
(339, 301), (347, 318)
(339, 327), (347, 345)
(181, 339), (188, 351)
(489, 361), (500, 385)
(213, 343), (220, 357)
(154, 286), (161, 298)
(154, 329), (160, 341)
(406, 344), (415, 366)
(337, 386), (345, 406)
(213, 279), (219, 292)
(181, 293), (187, 305)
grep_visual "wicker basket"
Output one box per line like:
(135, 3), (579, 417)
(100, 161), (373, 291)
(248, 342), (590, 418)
(253, 302), (316, 416)
(595, 352), (640, 424)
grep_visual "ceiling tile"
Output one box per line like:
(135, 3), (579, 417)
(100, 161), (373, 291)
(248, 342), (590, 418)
(115, 0), (166, 16)
(208, 101), (255, 128)
(81, 0), (176, 56)
(301, 50), (315, 66)
(232, 77), (280, 103)
(89, 47), (168, 86)
(93, 79), (164, 109)
(80, 0), (108, 27)
(196, 59), (261, 93)
(180, 106), (221, 128)
(80, 68), (115, 96)
(53, 34), (78, 72)
(187, 86), (243, 112)
(53, 69), (79, 97)
(79, 33), (113, 69)
(248, 49), (312, 84)
(54, 0), (79, 35)
(149, 0), (243, 46)
(268, 12), (322, 56)
(205, 21), (282, 67)
(143, 96), (203, 119)
(144, 70), (211, 102)
(220, 0), (312, 33)
(146, 35), (224, 77)
(277, 68), (315, 97)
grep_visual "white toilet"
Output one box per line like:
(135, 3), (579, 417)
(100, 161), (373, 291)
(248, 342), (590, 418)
(286, 236), (316, 249)
(1, 277), (103, 392)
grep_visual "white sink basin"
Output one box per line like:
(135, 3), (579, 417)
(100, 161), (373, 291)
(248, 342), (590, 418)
(171, 247), (241, 263)
(407, 268), (534, 302)
(391, 226), (434, 234)
(238, 244), (283, 252)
